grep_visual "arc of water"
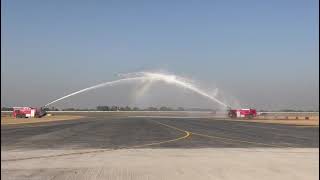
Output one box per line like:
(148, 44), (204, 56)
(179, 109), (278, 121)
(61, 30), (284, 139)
(44, 72), (228, 108)
(140, 72), (228, 107)
(45, 77), (147, 107)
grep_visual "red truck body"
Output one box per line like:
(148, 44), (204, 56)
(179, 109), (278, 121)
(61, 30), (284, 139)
(12, 107), (46, 118)
(228, 109), (257, 119)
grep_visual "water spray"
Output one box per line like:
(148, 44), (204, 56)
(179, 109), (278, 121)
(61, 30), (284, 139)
(44, 72), (229, 108)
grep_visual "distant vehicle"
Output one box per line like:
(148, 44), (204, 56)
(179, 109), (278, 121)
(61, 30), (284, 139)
(13, 107), (46, 118)
(228, 108), (257, 119)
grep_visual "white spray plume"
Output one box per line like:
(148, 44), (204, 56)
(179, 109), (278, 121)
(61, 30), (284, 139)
(45, 71), (229, 108)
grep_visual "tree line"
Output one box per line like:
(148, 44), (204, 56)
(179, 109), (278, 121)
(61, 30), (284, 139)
(1, 106), (318, 112)
(0, 106), (185, 111)
(43, 106), (186, 111)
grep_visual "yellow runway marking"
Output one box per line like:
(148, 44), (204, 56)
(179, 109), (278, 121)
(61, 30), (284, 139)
(120, 120), (191, 148)
(152, 120), (281, 147)
(151, 120), (191, 134)
(129, 131), (190, 148)
(153, 120), (284, 147)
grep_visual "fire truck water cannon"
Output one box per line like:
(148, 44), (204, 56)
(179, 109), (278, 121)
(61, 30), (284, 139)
(227, 107), (257, 119)
(13, 107), (47, 118)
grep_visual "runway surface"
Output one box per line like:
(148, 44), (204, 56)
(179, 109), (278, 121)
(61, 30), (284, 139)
(1, 115), (319, 180)
(2, 116), (318, 151)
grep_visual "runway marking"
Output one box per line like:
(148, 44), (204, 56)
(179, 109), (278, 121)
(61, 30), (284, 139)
(151, 120), (249, 146)
(151, 120), (191, 134)
(3, 118), (307, 162)
(1, 120), (191, 162)
(117, 119), (191, 148)
(129, 131), (190, 148)
(154, 119), (283, 147)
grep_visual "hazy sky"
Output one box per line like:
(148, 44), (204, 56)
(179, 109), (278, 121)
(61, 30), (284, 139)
(1, 0), (319, 110)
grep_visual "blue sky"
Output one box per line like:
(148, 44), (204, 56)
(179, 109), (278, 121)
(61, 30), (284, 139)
(1, 0), (319, 110)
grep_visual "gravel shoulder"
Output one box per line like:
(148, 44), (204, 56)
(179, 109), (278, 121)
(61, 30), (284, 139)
(1, 148), (318, 180)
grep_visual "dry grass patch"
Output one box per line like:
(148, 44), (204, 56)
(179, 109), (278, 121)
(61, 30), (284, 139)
(1, 115), (83, 125)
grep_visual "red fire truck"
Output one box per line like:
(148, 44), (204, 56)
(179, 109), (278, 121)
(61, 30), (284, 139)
(228, 108), (257, 119)
(13, 107), (46, 118)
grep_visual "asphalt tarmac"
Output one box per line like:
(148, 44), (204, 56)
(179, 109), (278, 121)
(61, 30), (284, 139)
(1, 116), (318, 151)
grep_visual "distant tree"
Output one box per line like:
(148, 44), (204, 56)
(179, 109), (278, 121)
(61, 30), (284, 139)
(177, 107), (185, 111)
(159, 106), (167, 111)
(43, 107), (50, 111)
(63, 108), (75, 111)
(147, 107), (158, 111)
(110, 106), (118, 111)
(45, 107), (60, 111)
(124, 106), (131, 111)
(1, 107), (13, 111)
(133, 107), (140, 111)
(280, 109), (298, 112)
(96, 106), (110, 111)
(159, 106), (173, 111)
